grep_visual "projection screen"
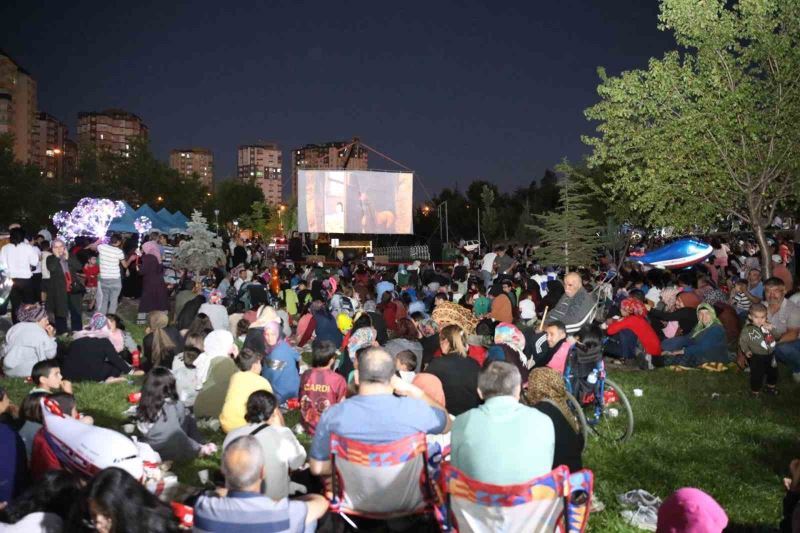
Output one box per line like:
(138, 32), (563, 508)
(297, 170), (414, 234)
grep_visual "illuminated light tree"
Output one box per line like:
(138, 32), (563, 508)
(172, 210), (225, 277)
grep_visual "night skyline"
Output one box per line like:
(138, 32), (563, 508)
(1, 1), (675, 201)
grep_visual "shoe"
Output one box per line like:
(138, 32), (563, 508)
(618, 489), (662, 508)
(793, 372), (800, 384)
(621, 505), (658, 531)
(590, 497), (605, 513)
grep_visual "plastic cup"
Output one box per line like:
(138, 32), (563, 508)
(122, 423), (135, 434)
(198, 469), (209, 484)
(633, 388), (643, 397)
(608, 408), (619, 418)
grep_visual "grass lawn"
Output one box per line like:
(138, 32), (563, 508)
(2, 299), (797, 531)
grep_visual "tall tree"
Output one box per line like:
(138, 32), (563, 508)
(529, 166), (600, 271)
(0, 134), (57, 228)
(584, 0), (800, 277)
(215, 179), (264, 224)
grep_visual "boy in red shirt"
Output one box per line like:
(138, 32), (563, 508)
(82, 255), (100, 311)
(299, 339), (347, 435)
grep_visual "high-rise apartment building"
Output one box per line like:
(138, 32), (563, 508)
(238, 143), (282, 206)
(169, 148), (214, 188)
(33, 112), (75, 180)
(76, 109), (147, 157)
(0, 50), (38, 163)
(291, 138), (368, 198)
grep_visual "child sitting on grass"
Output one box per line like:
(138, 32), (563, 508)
(31, 393), (93, 480)
(30, 359), (72, 395)
(738, 303), (778, 396)
(299, 339), (347, 435)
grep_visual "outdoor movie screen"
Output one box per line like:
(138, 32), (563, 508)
(297, 170), (414, 234)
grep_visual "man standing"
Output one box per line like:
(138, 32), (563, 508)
(0, 227), (40, 322)
(764, 277), (800, 383)
(480, 247), (498, 291)
(96, 235), (131, 315)
(451, 362), (554, 484)
(194, 435), (327, 532)
(309, 346), (450, 477)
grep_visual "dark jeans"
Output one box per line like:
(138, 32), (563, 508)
(54, 294), (83, 334)
(10, 278), (35, 323)
(749, 353), (778, 392)
(605, 329), (639, 359)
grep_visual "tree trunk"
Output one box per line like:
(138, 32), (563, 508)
(752, 220), (772, 279)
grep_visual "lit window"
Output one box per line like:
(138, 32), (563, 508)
(126, 144), (129, 149)
(100, 134), (104, 139)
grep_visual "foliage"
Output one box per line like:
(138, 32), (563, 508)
(0, 134), (58, 228)
(480, 185), (501, 244)
(172, 210), (225, 275)
(584, 0), (800, 275)
(529, 164), (600, 271)
(215, 179), (264, 224)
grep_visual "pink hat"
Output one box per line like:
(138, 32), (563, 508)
(657, 488), (728, 533)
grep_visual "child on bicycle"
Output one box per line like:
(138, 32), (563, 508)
(738, 303), (778, 396)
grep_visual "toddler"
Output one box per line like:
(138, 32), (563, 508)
(738, 303), (777, 396)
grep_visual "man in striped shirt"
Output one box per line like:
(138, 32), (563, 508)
(96, 235), (132, 315)
(193, 435), (327, 532)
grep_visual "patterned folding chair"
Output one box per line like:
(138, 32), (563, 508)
(441, 463), (593, 533)
(329, 432), (437, 526)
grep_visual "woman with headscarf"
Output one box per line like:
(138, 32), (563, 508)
(605, 297), (661, 365)
(649, 291), (700, 344)
(384, 317), (424, 372)
(416, 316), (440, 369)
(310, 300), (344, 347)
(259, 319), (301, 405)
(142, 310), (183, 371)
(193, 330), (239, 419)
(1, 304), (57, 377)
(486, 322), (531, 384)
(62, 313), (137, 382)
(526, 367), (584, 472)
(44, 238), (84, 334)
(137, 240), (169, 325)
(659, 303), (729, 367)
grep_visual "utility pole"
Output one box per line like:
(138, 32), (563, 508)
(477, 207), (481, 252)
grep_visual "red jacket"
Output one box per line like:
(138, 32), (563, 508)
(607, 315), (662, 356)
(30, 428), (62, 481)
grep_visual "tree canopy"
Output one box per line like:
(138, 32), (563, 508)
(584, 0), (800, 275)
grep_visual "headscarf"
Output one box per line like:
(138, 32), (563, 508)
(412, 373), (445, 407)
(347, 327), (376, 360)
(72, 312), (116, 345)
(432, 301), (479, 335)
(691, 303), (722, 338)
(494, 322), (526, 353)
(526, 367), (579, 433)
(660, 286), (680, 311)
(702, 288), (726, 307)
(142, 241), (161, 263)
(417, 317), (439, 338)
(677, 291), (702, 309)
(264, 320), (283, 348)
(195, 330), (235, 387)
(208, 289), (224, 305)
(621, 297), (647, 317)
(336, 313), (353, 334)
(656, 487), (728, 533)
(250, 305), (280, 328)
(17, 303), (47, 323)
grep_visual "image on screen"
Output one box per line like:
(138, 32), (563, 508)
(298, 170), (414, 234)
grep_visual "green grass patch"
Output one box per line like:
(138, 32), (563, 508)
(2, 359), (796, 531)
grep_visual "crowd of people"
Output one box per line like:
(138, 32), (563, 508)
(0, 224), (799, 531)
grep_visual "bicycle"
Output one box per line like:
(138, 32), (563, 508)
(563, 350), (634, 449)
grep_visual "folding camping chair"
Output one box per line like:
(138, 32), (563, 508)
(329, 432), (438, 527)
(441, 463), (593, 533)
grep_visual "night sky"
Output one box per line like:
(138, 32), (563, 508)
(2, 1), (674, 202)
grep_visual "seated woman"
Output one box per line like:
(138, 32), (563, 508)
(193, 330), (239, 419)
(142, 311), (183, 371)
(659, 303), (729, 367)
(649, 291), (701, 345)
(198, 289), (229, 331)
(526, 367), (584, 472)
(384, 318), (424, 372)
(62, 317), (138, 383)
(486, 322), (530, 385)
(171, 332), (206, 406)
(605, 298), (661, 368)
(1, 304), (57, 378)
(136, 367), (215, 462)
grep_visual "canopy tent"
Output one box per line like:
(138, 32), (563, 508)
(107, 202), (138, 233)
(107, 203), (189, 234)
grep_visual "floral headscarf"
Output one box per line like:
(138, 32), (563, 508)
(525, 367), (579, 433)
(347, 327), (376, 360)
(208, 289), (224, 305)
(691, 303), (722, 338)
(702, 288), (726, 306)
(494, 322), (526, 353)
(417, 317), (439, 338)
(621, 297), (647, 317)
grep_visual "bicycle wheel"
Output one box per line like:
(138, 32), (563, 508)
(565, 391), (589, 451)
(585, 378), (634, 444)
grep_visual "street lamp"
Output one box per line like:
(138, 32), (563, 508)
(213, 209), (220, 234)
(279, 204), (286, 232)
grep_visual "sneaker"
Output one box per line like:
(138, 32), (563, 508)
(618, 489), (662, 508)
(621, 505), (658, 531)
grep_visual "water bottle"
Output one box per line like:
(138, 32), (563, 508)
(587, 368), (598, 384)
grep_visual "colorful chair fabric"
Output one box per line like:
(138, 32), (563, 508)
(442, 463), (593, 533)
(329, 432), (435, 520)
